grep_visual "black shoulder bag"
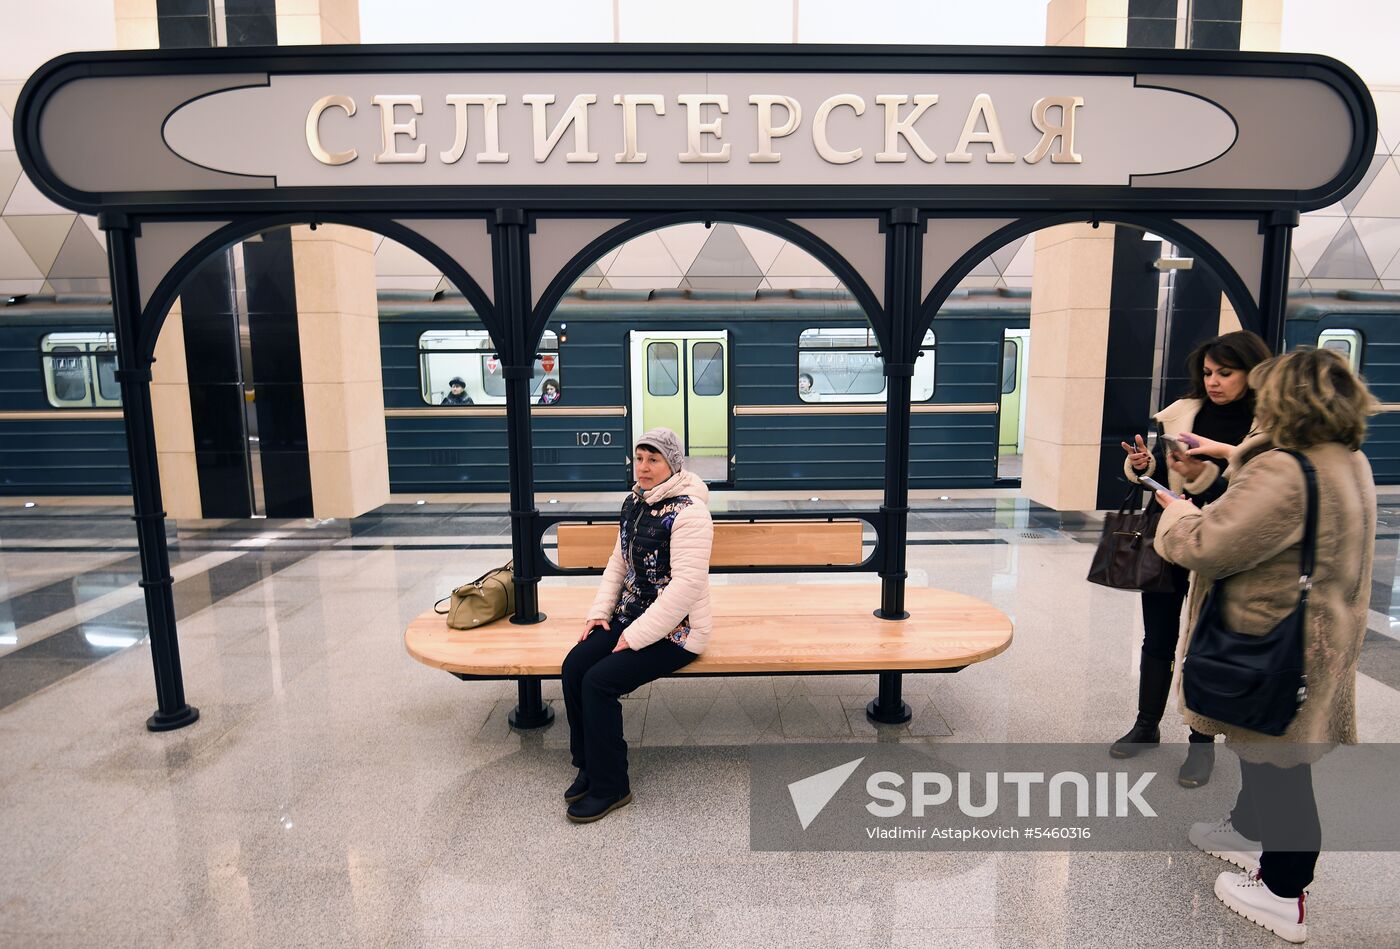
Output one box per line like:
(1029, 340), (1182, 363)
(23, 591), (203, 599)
(1181, 450), (1314, 737)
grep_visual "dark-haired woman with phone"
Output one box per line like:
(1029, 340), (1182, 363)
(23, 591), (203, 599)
(1111, 330), (1272, 788)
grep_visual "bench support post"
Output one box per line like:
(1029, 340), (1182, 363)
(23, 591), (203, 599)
(876, 207), (921, 620)
(493, 208), (545, 624)
(866, 672), (913, 725)
(508, 677), (555, 729)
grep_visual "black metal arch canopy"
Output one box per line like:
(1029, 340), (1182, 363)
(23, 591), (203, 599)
(10, 43), (1377, 732)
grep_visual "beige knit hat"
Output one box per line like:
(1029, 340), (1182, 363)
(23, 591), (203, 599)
(634, 427), (684, 473)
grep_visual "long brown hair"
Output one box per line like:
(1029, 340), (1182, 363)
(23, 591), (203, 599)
(1185, 330), (1273, 401)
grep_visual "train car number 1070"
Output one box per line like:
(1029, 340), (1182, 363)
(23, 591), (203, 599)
(575, 431), (614, 446)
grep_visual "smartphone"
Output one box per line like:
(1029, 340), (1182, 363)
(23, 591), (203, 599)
(1140, 475), (1182, 501)
(1159, 434), (1189, 458)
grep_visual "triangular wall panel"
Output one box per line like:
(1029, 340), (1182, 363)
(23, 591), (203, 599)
(0, 152), (20, 210)
(1353, 217), (1400, 278)
(767, 241), (835, 278)
(1311, 219), (1378, 280)
(1344, 154), (1389, 214)
(0, 219), (45, 280)
(5, 214), (75, 274)
(686, 224), (763, 279)
(47, 217), (109, 280)
(604, 231), (684, 278)
(1291, 214), (1347, 274)
(738, 226), (786, 273)
(1373, 88), (1400, 157)
(654, 223), (710, 273)
(989, 236), (1028, 275)
(1350, 158), (1400, 219)
(2, 172), (69, 216)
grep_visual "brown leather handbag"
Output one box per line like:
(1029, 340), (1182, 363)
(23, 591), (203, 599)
(435, 561), (515, 629)
(1086, 488), (1178, 593)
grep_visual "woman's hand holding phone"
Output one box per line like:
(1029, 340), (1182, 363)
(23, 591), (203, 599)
(1182, 433), (1233, 460)
(1160, 434), (1207, 479)
(1139, 474), (1181, 500)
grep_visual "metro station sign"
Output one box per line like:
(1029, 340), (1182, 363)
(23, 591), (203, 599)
(13, 45), (1376, 213)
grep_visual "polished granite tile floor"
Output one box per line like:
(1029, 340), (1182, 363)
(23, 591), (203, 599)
(1, 494), (1398, 947)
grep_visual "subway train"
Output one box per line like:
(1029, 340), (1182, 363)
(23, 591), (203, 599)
(2, 287), (1396, 498)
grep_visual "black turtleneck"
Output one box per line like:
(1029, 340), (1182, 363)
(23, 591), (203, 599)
(1190, 392), (1255, 448)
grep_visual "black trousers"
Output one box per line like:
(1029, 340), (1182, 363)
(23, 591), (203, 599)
(1140, 563), (1191, 662)
(561, 619), (697, 799)
(1230, 759), (1321, 898)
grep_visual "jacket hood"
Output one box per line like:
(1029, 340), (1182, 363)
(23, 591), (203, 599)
(635, 469), (710, 505)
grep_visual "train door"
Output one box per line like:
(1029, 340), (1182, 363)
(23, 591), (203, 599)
(996, 328), (1030, 481)
(628, 330), (730, 483)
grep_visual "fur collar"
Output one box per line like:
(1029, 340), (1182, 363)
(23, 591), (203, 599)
(1226, 431), (1279, 479)
(1153, 397), (1203, 434)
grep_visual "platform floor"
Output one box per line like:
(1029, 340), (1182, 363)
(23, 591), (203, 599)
(2, 491), (1399, 947)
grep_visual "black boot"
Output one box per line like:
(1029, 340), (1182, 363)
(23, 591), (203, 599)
(1109, 654), (1173, 759)
(1177, 730), (1216, 788)
(567, 791), (633, 823)
(564, 770), (590, 804)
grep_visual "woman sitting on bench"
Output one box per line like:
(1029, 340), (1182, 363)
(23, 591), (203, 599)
(561, 427), (714, 823)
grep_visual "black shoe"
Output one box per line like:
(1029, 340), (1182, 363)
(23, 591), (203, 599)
(1109, 719), (1161, 758)
(1178, 738), (1216, 788)
(564, 770), (589, 804)
(567, 791), (633, 823)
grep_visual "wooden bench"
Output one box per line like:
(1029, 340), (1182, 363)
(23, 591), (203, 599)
(405, 519), (1013, 729)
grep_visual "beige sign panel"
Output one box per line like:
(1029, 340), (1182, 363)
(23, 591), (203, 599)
(15, 48), (1372, 213)
(153, 72), (1237, 188)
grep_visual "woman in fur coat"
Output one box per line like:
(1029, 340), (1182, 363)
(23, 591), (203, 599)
(1152, 348), (1377, 943)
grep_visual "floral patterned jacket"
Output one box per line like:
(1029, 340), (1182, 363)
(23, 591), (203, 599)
(587, 469), (715, 653)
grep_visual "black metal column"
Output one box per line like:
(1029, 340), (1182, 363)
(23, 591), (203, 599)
(868, 207), (920, 725)
(1258, 210), (1300, 353)
(492, 208), (553, 729)
(101, 213), (199, 732)
(877, 208), (919, 622)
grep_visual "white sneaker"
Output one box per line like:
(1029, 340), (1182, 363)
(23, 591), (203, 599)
(1190, 816), (1262, 872)
(1215, 869), (1308, 943)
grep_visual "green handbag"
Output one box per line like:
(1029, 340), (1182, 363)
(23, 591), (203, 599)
(435, 561), (515, 629)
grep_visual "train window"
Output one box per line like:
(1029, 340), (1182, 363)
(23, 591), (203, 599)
(798, 328), (935, 403)
(93, 347), (120, 404)
(1001, 338), (1019, 395)
(40, 332), (120, 408)
(418, 329), (559, 405)
(647, 342), (680, 396)
(1318, 328), (1362, 374)
(692, 342), (724, 396)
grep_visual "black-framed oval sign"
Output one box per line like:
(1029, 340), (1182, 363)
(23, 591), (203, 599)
(13, 44), (1376, 215)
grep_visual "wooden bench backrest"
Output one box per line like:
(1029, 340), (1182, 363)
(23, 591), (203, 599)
(555, 520), (865, 569)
